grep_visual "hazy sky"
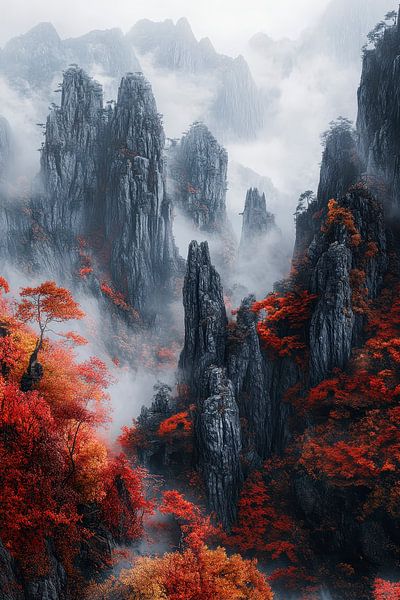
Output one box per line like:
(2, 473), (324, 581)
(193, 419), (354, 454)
(0, 0), (331, 54)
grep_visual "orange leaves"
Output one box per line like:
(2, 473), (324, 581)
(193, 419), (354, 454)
(79, 266), (93, 277)
(158, 411), (192, 436)
(300, 438), (377, 485)
(100, 281), (140, 320)
(350, 269), (369, 315)
(322, 199), (360, 243)
(100, 454), (152, 541)
(0, 280), (152, 576)
(252, 291), (317, 358)
(17, 281), (85, 325)
(0, 276), (9, 294)
(94, 544), (273, 599)
(160, 490), (216, 552)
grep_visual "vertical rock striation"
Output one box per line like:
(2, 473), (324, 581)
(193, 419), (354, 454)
(197, 366), (242, 529)
(179, 241), (227, 395)
(357, 12), (400, 210)
(169, 122), (228, 232)
(239, 187), (276, 258)
(29, 66), (179, 319)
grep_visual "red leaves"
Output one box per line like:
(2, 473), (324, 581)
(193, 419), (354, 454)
(0, 281), (152, 577)
(158, 411), (192, 436)
(322, 199), (360, 244)
(252, 290), (317, 358)
(160, 490), (216, 552)
(100, 281), (140, 320)
(374, 579), (400, 599)
(100, 454), (151, 541)
(17, 281), (85, 324)
(0, 276), (9, 294)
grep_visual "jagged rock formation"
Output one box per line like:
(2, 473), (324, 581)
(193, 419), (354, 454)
(209, 55), (264, 141)
(135, 384), (175, 469)
(168, 122), (228, 232)
(357, 11), (400, 211)
(303, 0), (393, 66)
(197, 367), (242, 529)
(128, 18), (264, 140)
(22, 66), (180, 319)
(127, 17), (218, 73)
(0, 22), (65, 91)
(0, 116), (11, 181)
(239, 187), (276, 258)
(63, 28), (140, 81)
(0, 22), (141, 93)
(179, 241), (227, 394)
(178, 241), (297, 524)
(317, 120), (361, 204)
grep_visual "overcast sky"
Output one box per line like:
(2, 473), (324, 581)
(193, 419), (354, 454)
(0, 0), (331, 55)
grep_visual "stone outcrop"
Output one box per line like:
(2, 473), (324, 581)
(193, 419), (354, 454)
(357, 13), (400, 211)
(168, 122), (228, 232)
(128, 18), (264, 140)
(27, 66), (180, 319)
(179, 241), (227, 395)
(197, 367), (242, 529)
(317, 120), (360, 205)
(239, 187), (276, 258)
(127, 17), (217, 73)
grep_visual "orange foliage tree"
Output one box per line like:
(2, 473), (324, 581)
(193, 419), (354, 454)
(87, 490), (273, 600)
(0, 277), (151, 578)
(251, 290), (317, 358)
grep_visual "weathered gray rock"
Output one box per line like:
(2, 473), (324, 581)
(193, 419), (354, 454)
(179, 240), (227, 396)
(128, 18), (264, 140)
(197, 367), (242, 529)
(309, 241), (354, 384)
(357, 14), (400, 211)
(169, 122), (228, 232)
(127, 18), (217, 73)
(136, 384), (175, 469)
(28, 66), (179, 319)
(318, 118), (360, 205)
(239, 187), (276, 258)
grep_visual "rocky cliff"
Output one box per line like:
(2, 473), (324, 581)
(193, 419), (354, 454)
(168, 122), (228, 232)
(23, 66), (180, 320)
(357, 11), (400, 211)
(178, 241), (242, 527)
(128, 18), (264, 140)
(239, 187), (276, 258)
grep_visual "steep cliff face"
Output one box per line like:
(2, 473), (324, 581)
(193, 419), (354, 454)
(179, 241), (227, 394)
(63, 28), (141, 80)
(26, 66), (179, 319)
(239, 187), (276, 258)
(317, 119), (360, 205)
(208, 55), (265, 141)
(169, 122), (228, 232)
(127, 17), (218, 73)
(197, 367), (242, 529)
(357, 16), (400, 210)
(128, 18), (264, 140)
(0, 22), (65, 91)
(178, 242), (243, 526)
